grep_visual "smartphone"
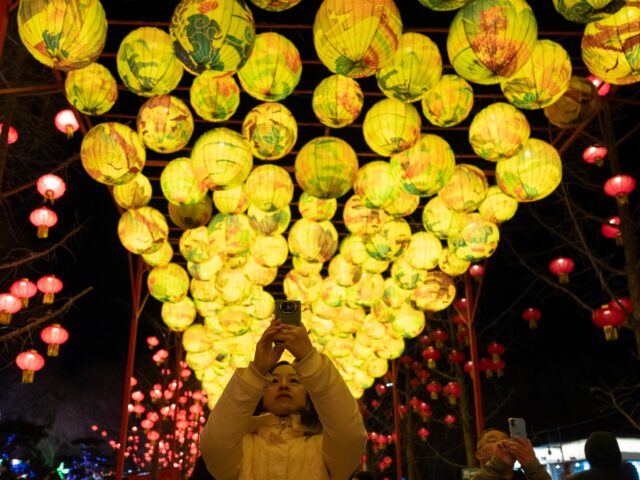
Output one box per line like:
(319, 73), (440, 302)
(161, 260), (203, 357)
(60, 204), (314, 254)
(275, 299), (301, 326)
(508, 417), (527, 439)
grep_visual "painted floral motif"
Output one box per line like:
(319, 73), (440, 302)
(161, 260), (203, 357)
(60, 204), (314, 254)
(65, 63), (117, 115)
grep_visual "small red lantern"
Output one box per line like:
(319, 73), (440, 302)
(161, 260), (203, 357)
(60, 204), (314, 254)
(417, 427), (430, 442)
(425, 380), (442, 400)
(10, 278), (38, 307)
(601, 216), (622, 245)
(140, 419), (154, 431)
(486, 341), (505, 362)
(609, 297), (632, 315)
(442, 381), (461, 405)
(549, 257), (575, 284)
(491, 358), (506, 377)
(54, 109), (80, 138)
(40, 324), (69, 356)
(443, 414), (457, 427)
(147, 336), (160, 348)
(448, 349), (465, 365)
(37, 274), (63, 304)
(16, 349), (45, 383)
(430, 328), (448, 348)
(582, 144), (607, 167)
(469, 263), (485, 280)
(131, 390), (145, 402)
(37, 174), (66, 203)
(153, 349), (169, 364)
(522, 307), (541, 329)
(463, 360), (474, 375)
(0, 293), (22, 324)
(587, 74), (610, 96)
(421, 346), (441, 369)
(29, 206), (58, 238)
(0, 123), (18, 144)
(479, 358), (493, 378)
(454, 297), (468, 314)
(374, 383), (387, 396)
(604, 175), (635, 205)
(592, 305), (625, 341)
(147, 430), (160, 443)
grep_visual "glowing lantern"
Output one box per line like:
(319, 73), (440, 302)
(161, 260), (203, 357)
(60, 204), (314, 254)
(0, 293), (22, 324)
(421, 74), (474, 127)
(117, 27), (183, 97)
(162, 297), (197, 332)
(592, 305), (625, 341)
(80, 122), (145, 186)
(284, 270), (323, 304)
(610, 297), (633, 315)
(242, 103), (297, 161)
(469, 103), (530, 161)
(313, 0), (403, 79)
(405, 232), (442, 270)
(249, 0), (301, 11)
(604, 175), (635, 204)
(208, 213), (255, 259)
(389, 303), (425, 338)
(601, 216), (621, 244)
(478, 186), (519, 224)
(247, 205), (291, 236)
(438, 247), (470, 277)
(487, 341), (505, 362)
(243, 256), (277, 287)
(384, 188), (420, 218)
(245, 165), (294, 212)
(17, 0), (106, 70)
(412, 271), (456, 312)
(190, 71), (240, 122)
(312, 75), (364, 128)
(37, 275), (63, 304)
(365, 218), (412, 262)
(37, 174), (66, 203)
(213, 185), (249, 214)
(40, 324), (69, 356)
(390, 257), (425, 290)
(118, 207), (169, 255)
(288, 219), (339, 263)
(180, 226), (213, 264)
(469, 264), (485, 279)
(137, 95), (194, 153)
(188, 253), (223, 281)
(587, 74), (611, 96)
(376, 32), (442, 103)
(148, 263), (190, 303)
(169, 198), (213, 230)
(421, 196), (467, 240)
(496, 139), (562, 203)
(295, 137), (359, 199)
(54, 109), (80, 138)
(65, 63), (117, 116)
(549, 257), (575, 284)
(543, 76), (600, 129)
(347, 272), (385, 307)
(329, 255), (362, 287)
(299, 193), (337, 222)
(10, 279), (38, 307)
(522, 307), (541, 329)
(439, 164), (488, 213)
(238, 32), (302, 102)
(553, 0), (625, 23)
(30, 206), (58, 238)
(354, 161), (402, 209)
(343, 195), (390, 236)
(190, 128), (253, 190)
(16, 350), (45, 383)
(423, 348), (441, 370)
(443, 382), (461, 404)
(161, 158), (207, 206)
(582, 3), (640, 85)
(0, 123), (18, 144)
(418, 0), (469, 9)
(583, 144), (607, 167)
(170, 0), (255, 76)
(448, 214), (500, 262)
(142, 241), (174, 268)
(113, 174), (153, 210)
(363, 98), (421, 157)
(446, 0), (538, 85)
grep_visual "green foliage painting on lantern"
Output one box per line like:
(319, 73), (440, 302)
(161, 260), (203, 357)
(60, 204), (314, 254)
(448, 213), (500, 261)
(190, 72), (241, 122)
(299, 193), (337, 222)
(469, 102), (530, 161)
(417, 0), (470, 11)
(137, 95), (194, 153)
(422, 196), (468, 240)
(553, 0), (625, 24)
(148, 263), (190, 303)
(478, 185), (519, 224)
(249, 0), (302, 12)
(161, 157), (208, 206)
(65, 63), (118, 115)
(312, 75), (364, 128)
(543, 76), (600, 128)
(421, 74), (474, 127)
(363, 98), (422, 157)
(113, 174), (153, 210)
(242, 103), (298, 160)
(118, 206), (169, 255)
(244, 164), (294, 212)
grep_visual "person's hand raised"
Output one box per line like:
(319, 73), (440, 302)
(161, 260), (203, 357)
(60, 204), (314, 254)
(277, 323), (313, 361)
(494, 440), (516, 466)
(507, 437), (536, 467)
(252, 320), (285, 375)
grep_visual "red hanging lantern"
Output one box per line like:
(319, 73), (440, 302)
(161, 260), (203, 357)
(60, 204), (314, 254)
(601, 216), (622, 245)
(29, 206), (58, 239)
(421, 346), (441, 369)
(448, 349), (465, 365)
(582, 144), (607, 167)
(592, 305), (625, 341)
(549, 257), (575, 284)
(609, 297), (632, 315)
(486, 341), (505, 362)
(442, 381), (461, 405)
(152, 348), (169, 365)
(454, 297), (468, 314)
(417, 427), (430, 442)
(522, 307), (541, 329)
(147, 336), (160, 348)
(147, 430), (161, 443)
(36, 174), (66, 203)
(10, 278), (38, 307)
(425, 380), (442, 400)
(463, 360), (474, 375)
(586, 74), (610, 96)
(490, 358), (506, 378)
(40, 324), (69, 356)
(0, 123), (18, 144)
(429, 328), (449, 348)
(469, 263), (485, 280)
(604, 175), (635, 205)
(443, 414), (456, 427)
(37, 274), (63, 304)
(479, 358), (493, 378)
(16, 349), (45, 383)
(131, 390), (145, 402)
(54, 109), (80, 138)
(0, 293), (22, 324)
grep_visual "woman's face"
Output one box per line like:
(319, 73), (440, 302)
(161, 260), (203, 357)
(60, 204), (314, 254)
(262, 364), (308, 416)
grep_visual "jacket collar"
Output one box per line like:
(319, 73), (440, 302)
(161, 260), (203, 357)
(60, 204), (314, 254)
(250, 412), (320, 435)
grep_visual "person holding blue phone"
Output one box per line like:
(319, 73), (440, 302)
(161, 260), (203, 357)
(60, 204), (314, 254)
(199, 318), (367, 480)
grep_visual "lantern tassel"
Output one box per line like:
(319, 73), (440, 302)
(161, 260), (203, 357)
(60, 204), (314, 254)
(37, 226), (49, 239)
(47, 344), (60, 357)
(558, 272), (569, 284)
(43, 293), (54, 304)
(528, 320), (537, 329)
(616, 193), (628, 205)
(0, 312), (11, 325)
(22, 369), (34, 384)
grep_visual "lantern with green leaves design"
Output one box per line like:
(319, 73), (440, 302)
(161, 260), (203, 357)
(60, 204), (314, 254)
(417, 0), (470, 10)
(438, 164), (489, 213)
(364, 218), (412, 262)
(553, 0), (625, 24)
(363, 98), (421, 157)
(162, 297), (196, 332)
(148, 263), (190, 303)
(168, 198), (213, 230)
(422, 196), (468, 240)
(249, 0), (302, 11)
(438, 247), (470, 277)
(412, 271), (456, 312)
(137, 95), (194, 153)
(213, 185), (249, 214)
(354, 161), (402, 209)
(190, 72), (240, 122)
(242, 103), (298, 160)
(161, 158), (207, 206)
(299, 193), (337, 222)
(288, 219), (339, 263)
(312, 75), (364, 128)
(247, 205), (291, 236)
(118, 206), (169, 255)
(448, 213), (500, 261)
(208, 213), (255, 260)
(421, 74), (474, 127)
(65, 63), (117, 115)
(343, 195), (389, 237)
(113, 174), (152, 210)
(245, 165), (294, 212)
(543, 76), (600, 128)
(478, 186), (519, 223)
(469, 103), (530, 161)
(405, 231), (443, 270)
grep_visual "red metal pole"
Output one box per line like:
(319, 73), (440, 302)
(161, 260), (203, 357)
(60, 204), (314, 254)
(464, 275), (485, 437)
(0, 0), (9, 62)
(391, 359), (403, 480)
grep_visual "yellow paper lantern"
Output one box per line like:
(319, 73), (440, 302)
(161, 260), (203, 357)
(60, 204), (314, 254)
(421, 74), (474, 127)
(65, 63), (117, 115)
(161, 158), (208, 206)
(113, 174), (153, 210)
(390, 303), (425, 338)
(364, 218), (412, 262)
(217, 306), (252, 336)
(362, 256), (389, 274)
(137, 95), (194, 153)
(190, 71), (240, 122)
(417, 0), (470, 10)
(496, 138), (563, 202)
(142, 241), (174, 267)
(249, 0), (302, 11)
(208, 213), (255, 259)
(190, 278), (220, 303)
(18, 0), (106, 70)
(372, 326), (405, 359)
(422, 196), (468, 239)
(334, 305), (366, 336)
(169, 0), (255, 75)
(180, 226), (213, 264)
(242, 103), (298, 161)
(216, 267), (254, 304)
(448, 213), (500, 261)
(162, 296), (197, 332)
(252, 234), (289, 268)
(354, 161), (402, 209)
(298, 193), (337, 222)
(168, 197), (213, 229)
(363, 98), (422, 157)
(326, 336), (355, 358)
(543, 76), (600, 129)
(188, 254), (223, 281)
(376, 32), (443, 102)
(80, 122), (145, 186)
(446, 0), (538, 85)
(312, 75), (364, 128)
(478, 185), (519, 224)
(247, 205), (291, 236)
(438, 164), (489, 213)
(438, 247), (470, 277)
(347, 272), (385, 308)
(313, 0), (403, 78)
(283, 270), (323, 304)
(148, 263), (190, 303)
(322, 276), (348, 307)
(118, 206), (169, 255)
(243, 257), (277, 287)
(288, 219), (339, 263)
(405, 231), (443, 270)
(213, 185), (249, 214)
(117, 27), (183, 97)
(382, 277), (413, 308)
(329, 254), (362, 287)
(244, 165), (294, 212)
(469, 102), (530, 161)
(237, 32), (302, 102)
(390, 256), (426, 290)
(383, 187), (421, 218)
(343, 195), (390, 236)
(412, 271), (456, 312)
(295, 137), (359, 199)
(553, 0), (624, 23)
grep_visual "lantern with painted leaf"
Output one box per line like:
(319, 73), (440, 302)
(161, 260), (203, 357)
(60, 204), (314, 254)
(469, 103), (530, 161)
(148, 263), (190, 303)
(384, 187), (420, 218)
(295, 137), (359, 199)
(113, 174), (152, 210)
(40, 324), (69, 356)
(421, 74), (474, 127)
(288, 219), (339, 263)
(365, 218), (412, 262)
(522, 307), (541, 329)
(438, 247), (471, 277)
(180, 226), (213, 264)
(592, 304), (625, 341)
(37, 174), (66, 203)
(65, 63), (117, 115)
(354, 161), (402, 209)
(0, 294), (22, 325)
(81, 122), (145, 186)
(216, 266), (254, 304)
(247, 205), (291, 236)
(17, 0), (106, 70)
(343, 195), (390, 237)
(439, 164), (489, 213)
(582, 2), (640, 85)
(161, 158), (207, 206)
(118, 207), (169, 255)
(208, 213), (255, 260)
(10, 279), (37, 308)
(478, 186), (519, 224)
(214, 185), (249, 214)
(0, 124), (18, 144)
(245, 165), (294, 212)
(412, 271), (456, 312)
(583, 144), (607, 167)
(601, 216), (621, 244)
(298, 193), (337, 222)
(284, 270), (323, 304)
(142, 241), (174, 267)
(347, 271), (385, 308)
(190, 72), (240, 122)
(243, 256), (277, 287)
(604, 175), (635, 204)
(422, 196), (467, 240)
(312, 75), (364, 128)
(313, 0), (403, 79)
(190, 128), (253, 191)
(117, 27), (183, 97)
(549, 257), (575, 284)
(170, 0), (255, 76)
(249, 0), (302, 11)
(496, 138), (562, 202)
(137, 95), (194, 153)
(390, 256), (425, 290)
(405, 232), (442, 271)
(376, 32), (442, 103)
(37, 274), (63, 304)
(363, 98), (421, 157)
(543, 76), (600, 129)
(553, 0), (625, 23)
(30, 206), (57, 238)
(238, 32), (302, 102)
(168, 197), (213, 229)
(417, 0), (469, 10)
(16, 350), (45, 383)
(446, 0), (538, 85)
(188, 254), (222, 281)
(242, 103), (297, 161)
(390, 303), (425, 338)
(54, 109), (80, 138)
(448, 213), (500, 262)
(329, 254), (362, 288)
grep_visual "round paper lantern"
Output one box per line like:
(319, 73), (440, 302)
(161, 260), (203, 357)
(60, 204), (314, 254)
(247, 205), (291, 236)
(469, 102), (530, 161)
(354, 161), (401, 209)
(81, 122), (145, 185)
(117, 27), (183, 97)
(168, 197), (213, 229)
(118, 206), (169, 255)
(30, 207), (57, 238)
(113, 174), (153, 210)
(243, 256), (277, 287)
(65, 63), (117, 115)
(161, 157), (207, 206)
(405, 232), (443, 270)
(245, 165), (294, 212)
(438, 247), (471, 276)
(288, 218), (339, 263)
(249, 0), (302, 11)
(376, 32), (443, 103)
(213, 184), (249, 214)
(543, 76), (600, 128)
(142, 241), (174, 267)
(340, 234), (370, 265)
(592, 304), (625, 340)
(0, 293), (22, 324)
(448, 213), (500, 261)
(390, 256), (426, 290)
(137, 95), (194, 153)
(604, 174), (636, 204)
(390, 303), (425, 338)
(180, 226), (213, 263)
(242, 103), (298, 160)
(188, 254), (223, 281)
(363, 98), (421, 157)
(412, 271), (456, 312)
(553, 0), (625, 23)
(583, 144), (608, 166)
(384, 187), (420, 218)
(147, 263), (190, 303)
(252, 234), (289, 267)
(40, 324), (69, 356)
(37, 275), (63, 304)
(17, 0), (106, 70)
(496, 138), (562, 202)
(170, 0), (255, 75)
(312, 75), (364, 128)
(10, 279), (37, 308)
(16, 350), (45, 383)
(313, 0), (403, 79)
(478, 185), (519, 224)
(54, 109), (79, 137)
(343, 195), (390, 236)
(190, 128), (253, 190)
(295, 137), (359, 199)
(438, 164), (489, 213)
(37, 174), (66, 204)
(421, 74), (474, 127)
(284, 270), (323, 304)
(162, 296), (196, 332)
(422, 196), (468, 239)
(298, 192), (337, 222)
(501, 40), (572, 110)
(446, 0), (538, 85)
(364, 218), (412, 262)
(216, 267), (254, 304)
(417, 0), (469, 10)
(0, 124), (18, 144)
(362, 256), (389, 274)
(190, 71), (240, 122)
(208, 213), (255, 259)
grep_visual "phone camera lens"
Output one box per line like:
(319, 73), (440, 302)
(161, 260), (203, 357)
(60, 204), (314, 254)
(280, 301), (298, 313)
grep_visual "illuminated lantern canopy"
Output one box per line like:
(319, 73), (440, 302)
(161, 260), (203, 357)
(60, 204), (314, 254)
(354, 161), (402, 209)
(137, 95), (194, 153)
(376, 32), (443, 103)
(543, 76), (600, 129)
(413, 271), (457, 313)
(312, 75), (364, 128)
(249, 0), (302, 11)
(439, 164), (489, 213)
(170, 0), (255, 76)
(169, 198), (213, 230)
(405, 231), (442, 271)
(10, 278), (38, 307)
(421, 196), (467, 240)
(363, 98), (421, 157)
(592, 305), (625, 340)
(213, 185), (249, 215)
(365, 218), (412, 262)
(469, 103), (530, 161)
(65, 62), (118, 115)
(601, 216), (621, 244)
(299, 193), (337, 222)
(113, 174), (153, 210)
(29, 206), (57, 238)
(17, 0), (107, 70)
(0, 293), (22, 324)
(478, 185), (519, 224)
(162, 297), (197, 332)
(148, 263), (190, 303)
(549, 257), (575, 284)
(55, 109), (80, 138)
(118, 206), (169, 255)
(245, 164), (294, 212)
(37, 274), (63, 304)
(421, 74), (474, 127)
(238, 32), (302, 102)
(242, 103), (298, 160)
(40, 324), (69, 356)
(16, 350), (45, 383)
(288, 219), (339, 263)
(604, 175), (635, 205)
(439, 247), (471, 277)
(417, 0), (469, 11)
(208, 213), (255, 259)
(190, 71), (240, 122)
(295, 136), (359, 199)
(313, 0), (403, 79)
(583, 144), (607, 167)
(553, 0), (625, 23)
(0, 123), (18, 144)
(448, 214), (500, 262)
(37, 174), (66, 203)
(80, 122), (145, 186)
(161, 158), (207, 206)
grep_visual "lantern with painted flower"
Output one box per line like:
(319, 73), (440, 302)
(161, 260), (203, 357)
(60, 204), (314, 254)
(113, 174), (153, 210)
(438, 247), (471, 277)
(213, 185), (249, 215)
(390, 303), (425, 339)
(162, 297), (196, 332)
(439, 164), (489, 213)
(469, 103), (530, 161)
(363, 98), (421, 157)
(384, 188), (420, 218)
(245, 165), (294, 212)
(208, 213), (255, 260)
(553, 0), (625, 23)
(242, 103), (298, 160)
(190, 72), (240, 122)
(299, 193), (337, 222)
(161, 158), (207, 206)
(354, 161), (401, 209)
(16, 350), (45, 383)
(40, 324), (69, 356)
(288, 219), (339, 264)
(412, 271), (456, 312)
(417, 0), (469, 10)
(247, 205), (291, 236)
(364, 218), (412, 262)
(448, 214), (500, 262)
(421, 196), (467, 240)
(118, 206), (169, 255)
(65, 63), (117, 115)
(168, 197), (213, 230)
(312, 75), (364, 128)
(284, 270), (323, 305)
(421, 74), (474, 127)
(478, 186), (519, 224)
(543, 76), (600, 129)
(137, 95), (194, 153)
(147, 263), (190, 303)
